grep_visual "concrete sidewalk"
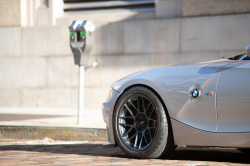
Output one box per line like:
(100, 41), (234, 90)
(0, 107), (107, 141)
(0, 107), (105, 128)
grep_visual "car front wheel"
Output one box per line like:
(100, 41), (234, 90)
(113, 86), (176, 159)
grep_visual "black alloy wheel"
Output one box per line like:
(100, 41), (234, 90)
(113, 86), (176, 159)
(117, 94), (158, 150)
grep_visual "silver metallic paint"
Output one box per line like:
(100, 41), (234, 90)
(217, 61), (250, 132)
(171, 118), (250, 148)
(112, 59), (232, 132)
(102, 89), (120, 144)
(102, 58), (250, 147)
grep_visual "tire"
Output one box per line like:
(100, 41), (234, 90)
(238, 148), (250, 154)
(113, 86), (176, 159)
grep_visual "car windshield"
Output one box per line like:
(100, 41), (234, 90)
(243, 56), (250, 60)
(228, 54), (249, 60)
(228, 54), (244, 60)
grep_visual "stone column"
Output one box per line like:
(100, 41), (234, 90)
(155, 0), (183, 18)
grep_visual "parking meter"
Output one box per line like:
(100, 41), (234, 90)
(69, 20), (95, 125)
(69, 20), (95, 66)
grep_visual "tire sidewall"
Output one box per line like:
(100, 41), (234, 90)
(113, 86), (169, 158)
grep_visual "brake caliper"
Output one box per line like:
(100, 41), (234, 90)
(151, 115), (157, 135)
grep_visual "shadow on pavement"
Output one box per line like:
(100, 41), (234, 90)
(0, 144), (249, 164)
(0, 143), (126, 158)
(169, 147), (250, 164)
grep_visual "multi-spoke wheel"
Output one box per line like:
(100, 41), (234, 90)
(113, 86), (176, 159)
(118, 94), (158, 150)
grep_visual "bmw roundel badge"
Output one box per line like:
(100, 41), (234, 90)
(189, 84), (202, 101)
(192, 89), (199, 98)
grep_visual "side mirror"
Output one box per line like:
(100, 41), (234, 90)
(247, 46), (250, 56)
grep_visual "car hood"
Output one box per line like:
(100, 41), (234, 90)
(173, 58), (232, 67)
(111, 70), (148, 90)
(111, 58), (233, 92)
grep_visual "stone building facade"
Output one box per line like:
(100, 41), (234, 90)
(0, 0), (250, 109)
(183, 0), (250, 17)
(0, 0), (21, 27)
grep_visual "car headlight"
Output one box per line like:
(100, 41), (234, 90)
(107, 88), (113, 100)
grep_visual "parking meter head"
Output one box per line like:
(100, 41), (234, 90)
(69, 20), (95, 66)
(69, 20), (81, 31)
(69, 21), (81, 42)
(78, 21), (95, 42)
(79, 20), (95, 32)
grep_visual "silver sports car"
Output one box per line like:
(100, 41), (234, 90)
(102, 46), (250, 159)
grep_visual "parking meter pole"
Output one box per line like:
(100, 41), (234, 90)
(69, 20), (95, 125)
(78, 65), (85, 125)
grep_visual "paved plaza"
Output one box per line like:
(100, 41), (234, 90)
(0, 139), (249, 166)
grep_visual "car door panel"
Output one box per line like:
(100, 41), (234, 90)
(217, 61), (250, 132)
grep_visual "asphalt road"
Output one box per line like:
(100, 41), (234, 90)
(0, 139), (249, 166)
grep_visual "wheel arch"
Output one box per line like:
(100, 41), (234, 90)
(112, 83), (176, 146)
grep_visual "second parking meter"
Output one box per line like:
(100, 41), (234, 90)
(69, 20), (95, 125)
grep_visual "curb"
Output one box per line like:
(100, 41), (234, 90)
(0, 126), (107, 142)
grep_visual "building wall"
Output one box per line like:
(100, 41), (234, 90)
(56, 10), (155, 26)
(0, 14), (249, 109)
(183, 0), (250, 17)
(57, 0), (250, 26)
(0, 0), (21, 27)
